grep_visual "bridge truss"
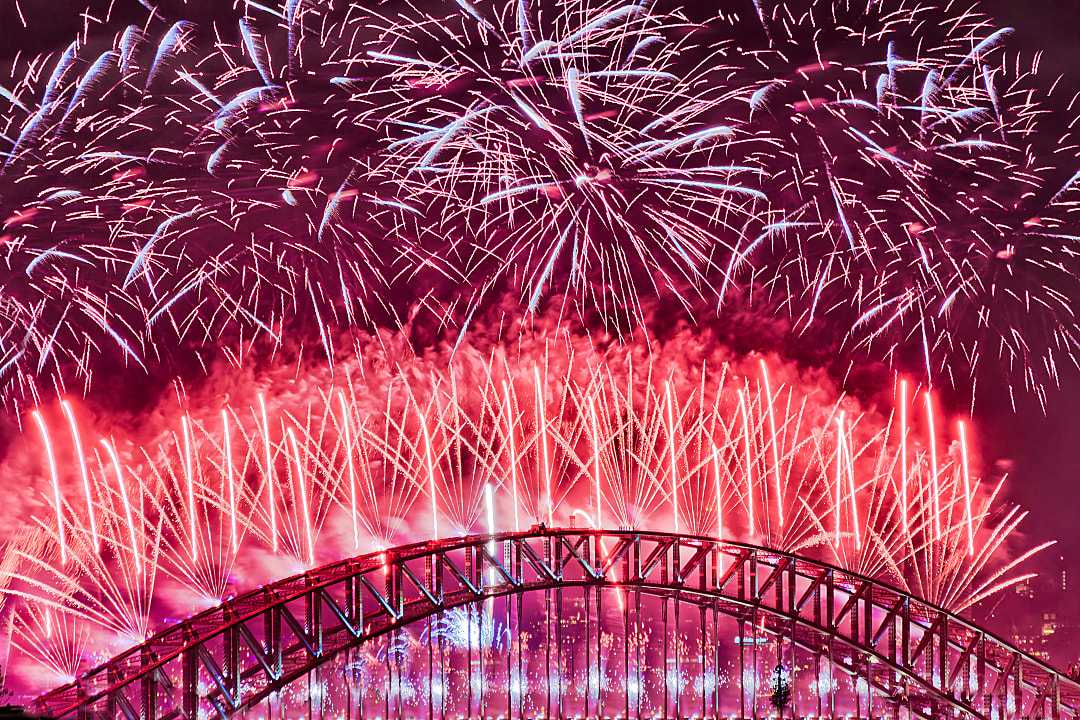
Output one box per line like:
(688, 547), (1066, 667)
(33, 529), (1080, 719)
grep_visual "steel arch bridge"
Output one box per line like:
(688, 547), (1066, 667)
(32, 529), (1080, 719)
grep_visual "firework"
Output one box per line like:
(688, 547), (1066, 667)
(0, 0), (1075, 405)
(357, 0), (770, 327)
(0, 339), (1048, 692)
(0, 2), (411, 405)
(737, 1), (1080, 405)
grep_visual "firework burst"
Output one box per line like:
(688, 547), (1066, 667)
(0, 0), (1075, 405)
(357, 0), (771, 326)
(737, 0), (1080, 406)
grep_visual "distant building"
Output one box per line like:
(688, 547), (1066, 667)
(1043, 611), (1058, 637)
(1013, 577), (1035, 599)
(979, 554), (1077, 668)
(1011, 628), (1051, 662)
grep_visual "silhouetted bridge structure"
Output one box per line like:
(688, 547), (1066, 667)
(33, 529), (1080, 718)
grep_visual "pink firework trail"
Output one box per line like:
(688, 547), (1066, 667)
(0, 344), (1051, 691)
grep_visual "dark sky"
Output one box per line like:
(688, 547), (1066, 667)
(1, 0), (1079, 599)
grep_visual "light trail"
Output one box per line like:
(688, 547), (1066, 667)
(501, 381), (521, 532)
(337, 390), (359, 550)
(664, 380), (679, 534)
(101, 439), (141, 575)
(31, 410), (66, 564)
(924, 392), (941, 540)
(415, 401), (440, 540)
(899, 379), (909, 533)
(958, 420), (975, 556)
(286, 427), (315, 568)
(736, 389), (755, 535)
(221, 410), (237, 555)
(60, 401), (97, 551)
(258, 393), (278, 552)
(534, 366), (553, 526)
(588, 394), (603, 530)
(834, 414), (844, 546)
(180, 415), (197, 563)
(710, 443), (724, 541)
(758, 360), (784, 528)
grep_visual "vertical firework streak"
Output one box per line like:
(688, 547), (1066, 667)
(257, 394), (277, 552)
(501, 380), (522, 532)
(221, 411), (237, 556)
(100, 439), (141, 576)
(336, 390), (360, 550)
(0, 358), (1041, 677)
(60, 402), (97, 553)
(0, 348), (1053, 690)
(284, 428), (315, 568)
(536, 367), (554, 526)
(899, 379), (909, 534)
(180, 415), (197, 563)
(925, 392), (941, 539)
(30, 412), (65, 564)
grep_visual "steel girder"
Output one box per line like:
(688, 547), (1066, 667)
(32, 529), (1080, 719)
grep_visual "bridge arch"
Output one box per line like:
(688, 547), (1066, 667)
(33, 529), (1080, 719)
